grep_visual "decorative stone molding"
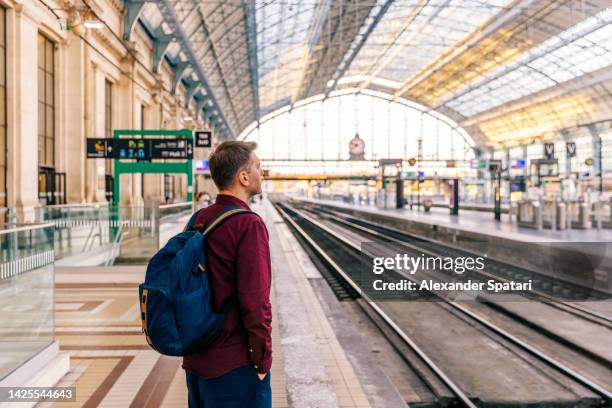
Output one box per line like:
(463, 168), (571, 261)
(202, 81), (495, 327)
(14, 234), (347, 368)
(91, 27), (126, 60)
(121, 39), (139, 56)
(14, 1), (42, 25)
(152, 91), (162, 105)
(107, 0), (123, 14)
(85, 0), (104, 14)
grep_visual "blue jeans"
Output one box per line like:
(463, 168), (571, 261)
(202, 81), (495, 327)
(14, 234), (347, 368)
(186, 365), (271, 408)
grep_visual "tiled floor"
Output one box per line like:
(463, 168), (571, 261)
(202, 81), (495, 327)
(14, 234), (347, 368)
(42, 266), (288, 407)
(40, 201), (374, 407)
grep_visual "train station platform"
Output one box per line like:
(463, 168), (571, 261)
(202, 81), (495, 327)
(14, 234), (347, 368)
(291, 197), (612, 292)
(39, 201), (373, 408)
(296, 197), (612, 243)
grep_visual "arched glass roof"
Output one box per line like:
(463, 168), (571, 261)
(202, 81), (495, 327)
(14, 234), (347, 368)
(144, 1), (611, 147)
(241, 89), (475, 164)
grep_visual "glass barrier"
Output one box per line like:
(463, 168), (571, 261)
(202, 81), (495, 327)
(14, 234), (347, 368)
(109, 206), (159, 265)
(37, 203), (194, 266)
(36, 204), (114, 261)
(0, 224), (54, 381)
(159, 202), (194, 248)
(159, 202), (193, 219)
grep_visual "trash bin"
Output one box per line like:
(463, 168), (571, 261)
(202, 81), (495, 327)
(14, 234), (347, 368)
(533, 201), (543, 230)
(575, 202), (590, 229)
(556, 202), (566, 230)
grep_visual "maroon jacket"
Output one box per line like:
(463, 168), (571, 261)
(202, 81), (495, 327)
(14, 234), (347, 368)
(182, 194), (272, 379)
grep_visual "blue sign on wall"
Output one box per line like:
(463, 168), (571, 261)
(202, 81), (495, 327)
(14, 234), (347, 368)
(510, 159), (525, 169)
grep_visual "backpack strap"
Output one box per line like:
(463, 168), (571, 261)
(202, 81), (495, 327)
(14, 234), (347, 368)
(202, 206), (256, 236)
(184, 208), (205, 232)
(202, 206), (257, 317)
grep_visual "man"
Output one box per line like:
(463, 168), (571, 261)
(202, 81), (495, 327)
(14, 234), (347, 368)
(183, 141), (272, 407)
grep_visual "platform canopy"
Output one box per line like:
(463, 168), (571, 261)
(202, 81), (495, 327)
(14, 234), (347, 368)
(139, 0), (611, 147)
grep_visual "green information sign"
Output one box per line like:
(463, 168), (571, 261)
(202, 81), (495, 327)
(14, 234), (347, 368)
(113, 129), (193, 204)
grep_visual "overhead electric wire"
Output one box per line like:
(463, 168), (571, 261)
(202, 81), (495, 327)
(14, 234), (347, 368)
(36, 0), (158, 95)
(79, 0), (174, 96)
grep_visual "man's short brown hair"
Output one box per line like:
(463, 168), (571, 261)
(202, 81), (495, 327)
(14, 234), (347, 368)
(209, 141), (257, 189)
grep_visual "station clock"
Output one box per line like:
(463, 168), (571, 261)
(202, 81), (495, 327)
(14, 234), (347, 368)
(349, 133), (365, 160)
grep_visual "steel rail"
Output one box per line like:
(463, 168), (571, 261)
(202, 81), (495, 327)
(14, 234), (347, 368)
(311, 203), (612, 328)
(276, 202), (478, 408)
(294, 202), (612, 403)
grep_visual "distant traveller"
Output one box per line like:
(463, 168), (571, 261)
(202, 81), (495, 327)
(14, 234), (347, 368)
(195, 191), (212, 209)
(184, 141), (272, 407)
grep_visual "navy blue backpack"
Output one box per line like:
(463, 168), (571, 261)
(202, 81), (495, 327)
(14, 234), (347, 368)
(138, 206), (253, 356)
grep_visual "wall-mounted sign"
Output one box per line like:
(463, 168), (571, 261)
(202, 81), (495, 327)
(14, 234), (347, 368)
(150, 139), (193, 159)
(116, 139), (148, 160)
(86, 139), (113, 158)
(488, 159), (502, 173)
(194, 159), (210, 174)
(510, 159), (525, 169)
(195, 130), (212, 148)
(510, 176), (526, 192)
(470, 159), (488, 169)
(86, 138), (193, 160)
(544, 143), (555, 160)
(566, 141), (576, 157)
(406, 171), (425, 180)
(379, 158), (403, 166)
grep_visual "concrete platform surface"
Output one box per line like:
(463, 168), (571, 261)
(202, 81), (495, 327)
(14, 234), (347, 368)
(298, 197), (612, 242)
(40, 202), (372, 407)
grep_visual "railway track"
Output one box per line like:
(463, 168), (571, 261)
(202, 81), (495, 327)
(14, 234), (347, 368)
(274, 200), (612, 407)
(305, 201), (612, 328)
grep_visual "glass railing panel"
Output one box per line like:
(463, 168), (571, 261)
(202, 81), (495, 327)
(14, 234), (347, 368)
(159, 202), (193, 248)
(159, 202), (193, 219)
(110, 206), (159, 265)
(36, 202), (195, 265)
(0, 224), (54, 381)
(37, 204), (115, 261)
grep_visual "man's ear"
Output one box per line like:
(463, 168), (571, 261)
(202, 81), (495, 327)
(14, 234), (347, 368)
(238, 170), (249, 186)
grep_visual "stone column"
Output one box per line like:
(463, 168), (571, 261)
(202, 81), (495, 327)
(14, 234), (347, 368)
(10, 6), (40, 221)
(93, 66), (108, 202)
(116, 56), (134, 205)
(84, 58), (98, 202)
(131, 99), (144, 206)
(143, 91), (163, 203)
(63, 35), (86, 203)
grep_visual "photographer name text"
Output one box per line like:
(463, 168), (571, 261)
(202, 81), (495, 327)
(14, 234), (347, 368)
(372, 279), (533, 293)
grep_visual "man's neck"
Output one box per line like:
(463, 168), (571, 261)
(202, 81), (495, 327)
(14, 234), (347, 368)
(218, 189), (250, 204)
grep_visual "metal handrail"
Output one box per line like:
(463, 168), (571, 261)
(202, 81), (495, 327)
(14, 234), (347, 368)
(105, 223), (124, 267)
(0, 223), (55, 235)
(160, 202), (192, 210)
(39, 202), (109, 209)
(82, 222), (104, 253)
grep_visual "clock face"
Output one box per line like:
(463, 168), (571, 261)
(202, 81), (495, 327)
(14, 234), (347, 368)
(349, 136), (365, 155)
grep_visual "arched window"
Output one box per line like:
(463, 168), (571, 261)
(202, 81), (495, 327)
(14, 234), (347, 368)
(241, 90), (476, 164)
